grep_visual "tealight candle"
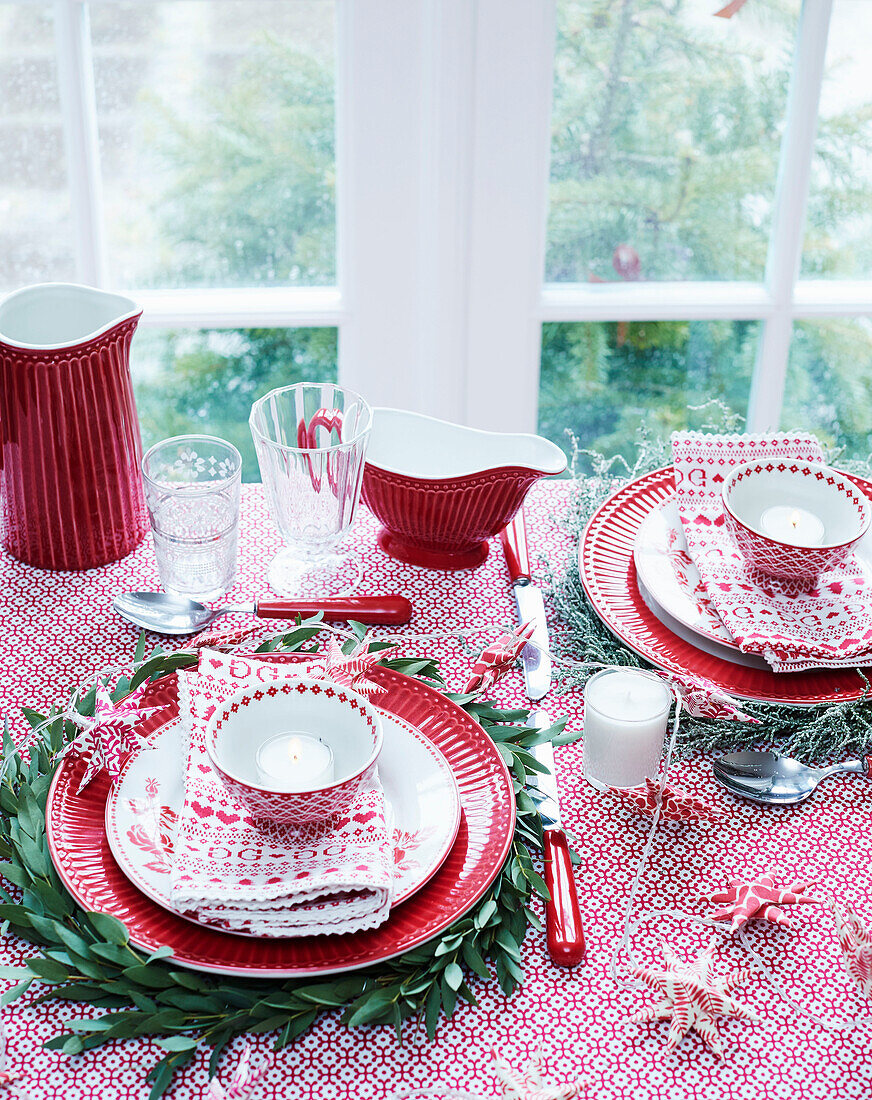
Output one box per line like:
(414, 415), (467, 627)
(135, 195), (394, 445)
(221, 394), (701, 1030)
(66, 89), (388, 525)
(583, 669), (672, 790)
(759, 505), (825, 547)
(255, 732), (335, 791)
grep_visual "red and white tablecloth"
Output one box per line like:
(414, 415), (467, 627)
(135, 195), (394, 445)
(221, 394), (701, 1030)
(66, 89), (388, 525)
(1, 483), (871, 1099)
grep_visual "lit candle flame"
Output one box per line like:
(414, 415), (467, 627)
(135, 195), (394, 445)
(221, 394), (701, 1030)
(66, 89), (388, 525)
(286, 736), (302, 764)
(790, 510), (801, 529)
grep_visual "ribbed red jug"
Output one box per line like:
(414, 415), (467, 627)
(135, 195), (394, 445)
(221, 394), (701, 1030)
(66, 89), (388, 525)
(0, 283), (149, 570)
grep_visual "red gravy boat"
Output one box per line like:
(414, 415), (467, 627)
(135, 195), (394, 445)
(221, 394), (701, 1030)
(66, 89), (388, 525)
(361, 409), (566, 569)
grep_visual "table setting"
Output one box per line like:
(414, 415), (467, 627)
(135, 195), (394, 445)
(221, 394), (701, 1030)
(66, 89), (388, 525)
(0, 283), (871, 1100)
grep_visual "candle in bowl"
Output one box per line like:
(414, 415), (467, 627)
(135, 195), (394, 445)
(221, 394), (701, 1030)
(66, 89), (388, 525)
(759, 505), (825, 547)
(583, 668), (672, 790)
(255, 732), (335, 791)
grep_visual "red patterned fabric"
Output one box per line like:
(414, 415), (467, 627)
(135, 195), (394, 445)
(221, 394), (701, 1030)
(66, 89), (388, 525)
(672, 432), (872, 671)
(3, 483), (872, 1098)
(170, 652), (393, 936)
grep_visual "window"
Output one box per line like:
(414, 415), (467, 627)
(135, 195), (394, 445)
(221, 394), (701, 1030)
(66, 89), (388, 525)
(3, 0), (870, 470)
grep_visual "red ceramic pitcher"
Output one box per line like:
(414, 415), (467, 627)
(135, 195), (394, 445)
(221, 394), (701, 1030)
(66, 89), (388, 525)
(0, 283), (149, 570)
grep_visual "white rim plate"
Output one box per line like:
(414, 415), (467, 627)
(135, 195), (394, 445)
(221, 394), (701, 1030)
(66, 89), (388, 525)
(106, 708), (461, 936)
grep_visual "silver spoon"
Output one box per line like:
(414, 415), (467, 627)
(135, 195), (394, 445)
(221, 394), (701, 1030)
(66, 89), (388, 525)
(713, 749), (870, 805)
(112, 591), (413, 635)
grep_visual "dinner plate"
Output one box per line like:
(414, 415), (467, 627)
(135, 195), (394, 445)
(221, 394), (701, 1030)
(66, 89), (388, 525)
(104, 707), (461, 932)
(579, 465), (872, 705)
(46, 663), (516, 977)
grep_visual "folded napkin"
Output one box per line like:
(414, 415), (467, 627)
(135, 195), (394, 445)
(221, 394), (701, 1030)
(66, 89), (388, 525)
(169, 650), (394, 937)
(672, 431), (872, 672)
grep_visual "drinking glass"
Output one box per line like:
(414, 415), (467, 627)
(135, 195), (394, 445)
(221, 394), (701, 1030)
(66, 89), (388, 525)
(249, 383), (372, 597)
(141, 435), (242, 601)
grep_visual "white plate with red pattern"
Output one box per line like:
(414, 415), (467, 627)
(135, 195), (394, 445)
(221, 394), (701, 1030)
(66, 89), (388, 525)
(105, 708), (461, 934)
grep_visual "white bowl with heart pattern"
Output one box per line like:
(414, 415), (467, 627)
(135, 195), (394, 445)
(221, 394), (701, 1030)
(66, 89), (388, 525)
(205, 677), (383, 824)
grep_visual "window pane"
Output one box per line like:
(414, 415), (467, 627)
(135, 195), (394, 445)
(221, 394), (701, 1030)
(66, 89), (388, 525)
(781, 320), (872, 458)
(801, 1), (872, 279)
(546, 0), (799, 283)
(132, 326), (338, 480)
(92, 1), (336, 290)
(538, 320), (758, 464)
(0, 5), (75, 291)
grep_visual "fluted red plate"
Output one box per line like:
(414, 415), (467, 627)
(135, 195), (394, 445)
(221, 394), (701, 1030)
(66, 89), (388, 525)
(46, 665), (515, 976)
(580, 465), (872, 706)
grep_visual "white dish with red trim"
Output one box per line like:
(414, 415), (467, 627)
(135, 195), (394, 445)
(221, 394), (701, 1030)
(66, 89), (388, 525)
(48, 666), (515, 977)
(580, 465), (872, 706)
(106, 706), (461, 933)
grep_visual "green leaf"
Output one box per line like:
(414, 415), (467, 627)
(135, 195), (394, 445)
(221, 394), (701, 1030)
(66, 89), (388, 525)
(1, 979), (31, 1006)
(443, 962), (464, 991)
(27, 956), (69, 983)
(87, 912), (131, 945)
(155, 1036), (199, 1052)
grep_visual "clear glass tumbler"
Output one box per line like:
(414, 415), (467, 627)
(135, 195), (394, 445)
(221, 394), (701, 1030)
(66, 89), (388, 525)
(141, 435), (242, 601)
(249, 383), (372, 597)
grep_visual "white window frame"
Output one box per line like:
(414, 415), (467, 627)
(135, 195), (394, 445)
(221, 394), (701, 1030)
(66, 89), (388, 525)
(8, 0), (870, 437)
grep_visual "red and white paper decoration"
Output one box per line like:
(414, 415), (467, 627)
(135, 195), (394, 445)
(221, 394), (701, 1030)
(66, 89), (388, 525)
(607, 777), (724, 824)
(73, 682), (157, 793)
(629, 940), (757, 1057)
(463, 621), (535, 695)
(491, 1048), (582, 1100)
(831, 900), (872, 998)
(206, 1044), (264, 1100)
(706, 873), (820, 932)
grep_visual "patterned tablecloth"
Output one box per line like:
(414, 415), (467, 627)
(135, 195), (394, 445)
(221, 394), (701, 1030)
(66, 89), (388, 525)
(1, 482), (871, 1099)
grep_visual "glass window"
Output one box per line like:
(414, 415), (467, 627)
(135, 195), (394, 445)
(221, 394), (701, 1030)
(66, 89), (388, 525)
(546, 0), (799, 283)
(801, 0), (872, 280)
(538, 319), (758, 464)
(91, 1), (336, 290)
(781, 319), (872, 458)
(0, 5), (75, 291)
(132, 326), (339, 480)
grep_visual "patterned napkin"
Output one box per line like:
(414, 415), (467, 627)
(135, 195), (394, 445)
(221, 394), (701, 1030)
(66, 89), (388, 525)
(671, 431), (872, 672)
(169, 650), (394, 936)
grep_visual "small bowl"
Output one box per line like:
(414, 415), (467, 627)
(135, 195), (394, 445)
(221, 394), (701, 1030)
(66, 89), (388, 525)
(204, 676), (383, 824)
(722, 460), (871, 581)
(361, 408), (566, 570)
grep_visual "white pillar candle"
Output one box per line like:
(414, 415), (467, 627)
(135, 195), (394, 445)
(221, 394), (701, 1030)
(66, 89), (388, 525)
(255, 732), (335, 790)
(759, 505), (825, 547)
(583, 669), (672, 790)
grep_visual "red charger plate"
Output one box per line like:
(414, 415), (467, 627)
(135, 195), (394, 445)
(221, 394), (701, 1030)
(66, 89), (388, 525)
(579, 465), (872, 706)
(46, 664), (516, 977)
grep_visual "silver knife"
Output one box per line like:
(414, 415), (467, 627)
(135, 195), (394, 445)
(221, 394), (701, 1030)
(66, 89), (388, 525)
(501, 511), (585, 966)
(499, 511), (551, 699)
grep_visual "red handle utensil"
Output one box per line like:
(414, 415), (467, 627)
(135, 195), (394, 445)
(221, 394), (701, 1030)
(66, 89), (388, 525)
(255, 595), (412, 625)
(500, 512), (532, 582)
(543, 827), (586, 967)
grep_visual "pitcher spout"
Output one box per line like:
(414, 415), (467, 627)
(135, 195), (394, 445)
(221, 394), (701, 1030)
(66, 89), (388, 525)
(0, 282), (141, 351)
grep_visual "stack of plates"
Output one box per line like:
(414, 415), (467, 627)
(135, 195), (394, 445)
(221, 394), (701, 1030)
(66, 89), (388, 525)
(579, 466), (872, 707)
(46, 662), (516, 977)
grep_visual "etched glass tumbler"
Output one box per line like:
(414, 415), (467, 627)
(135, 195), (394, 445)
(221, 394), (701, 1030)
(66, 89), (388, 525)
(141, 435), (242, 601)
(249, 383), (372, 597)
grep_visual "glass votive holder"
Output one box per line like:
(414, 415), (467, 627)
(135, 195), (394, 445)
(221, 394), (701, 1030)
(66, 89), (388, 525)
(141, 434), (242, 601)
(583, 668), (672, 790)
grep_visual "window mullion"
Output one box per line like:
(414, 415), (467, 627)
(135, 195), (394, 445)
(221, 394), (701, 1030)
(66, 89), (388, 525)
(54, 0), (106, 287)
(748, 0), (833, 431)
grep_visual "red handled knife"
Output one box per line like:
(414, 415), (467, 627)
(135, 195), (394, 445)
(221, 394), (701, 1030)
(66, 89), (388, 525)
(501, 510), (586, 967)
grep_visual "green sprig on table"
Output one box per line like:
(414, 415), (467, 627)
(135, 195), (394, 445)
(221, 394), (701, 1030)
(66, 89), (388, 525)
(0, 621), (567, 1099)
(548, 411), (872, 762)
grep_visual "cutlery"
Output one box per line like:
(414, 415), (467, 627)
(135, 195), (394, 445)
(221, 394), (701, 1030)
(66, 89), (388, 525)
(526, 708), (587, 967)
(713, 749), (872, 805)
(500, 511), (551, 700)
(501, 510), (585, 967)
(112, 591), (414, 635)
